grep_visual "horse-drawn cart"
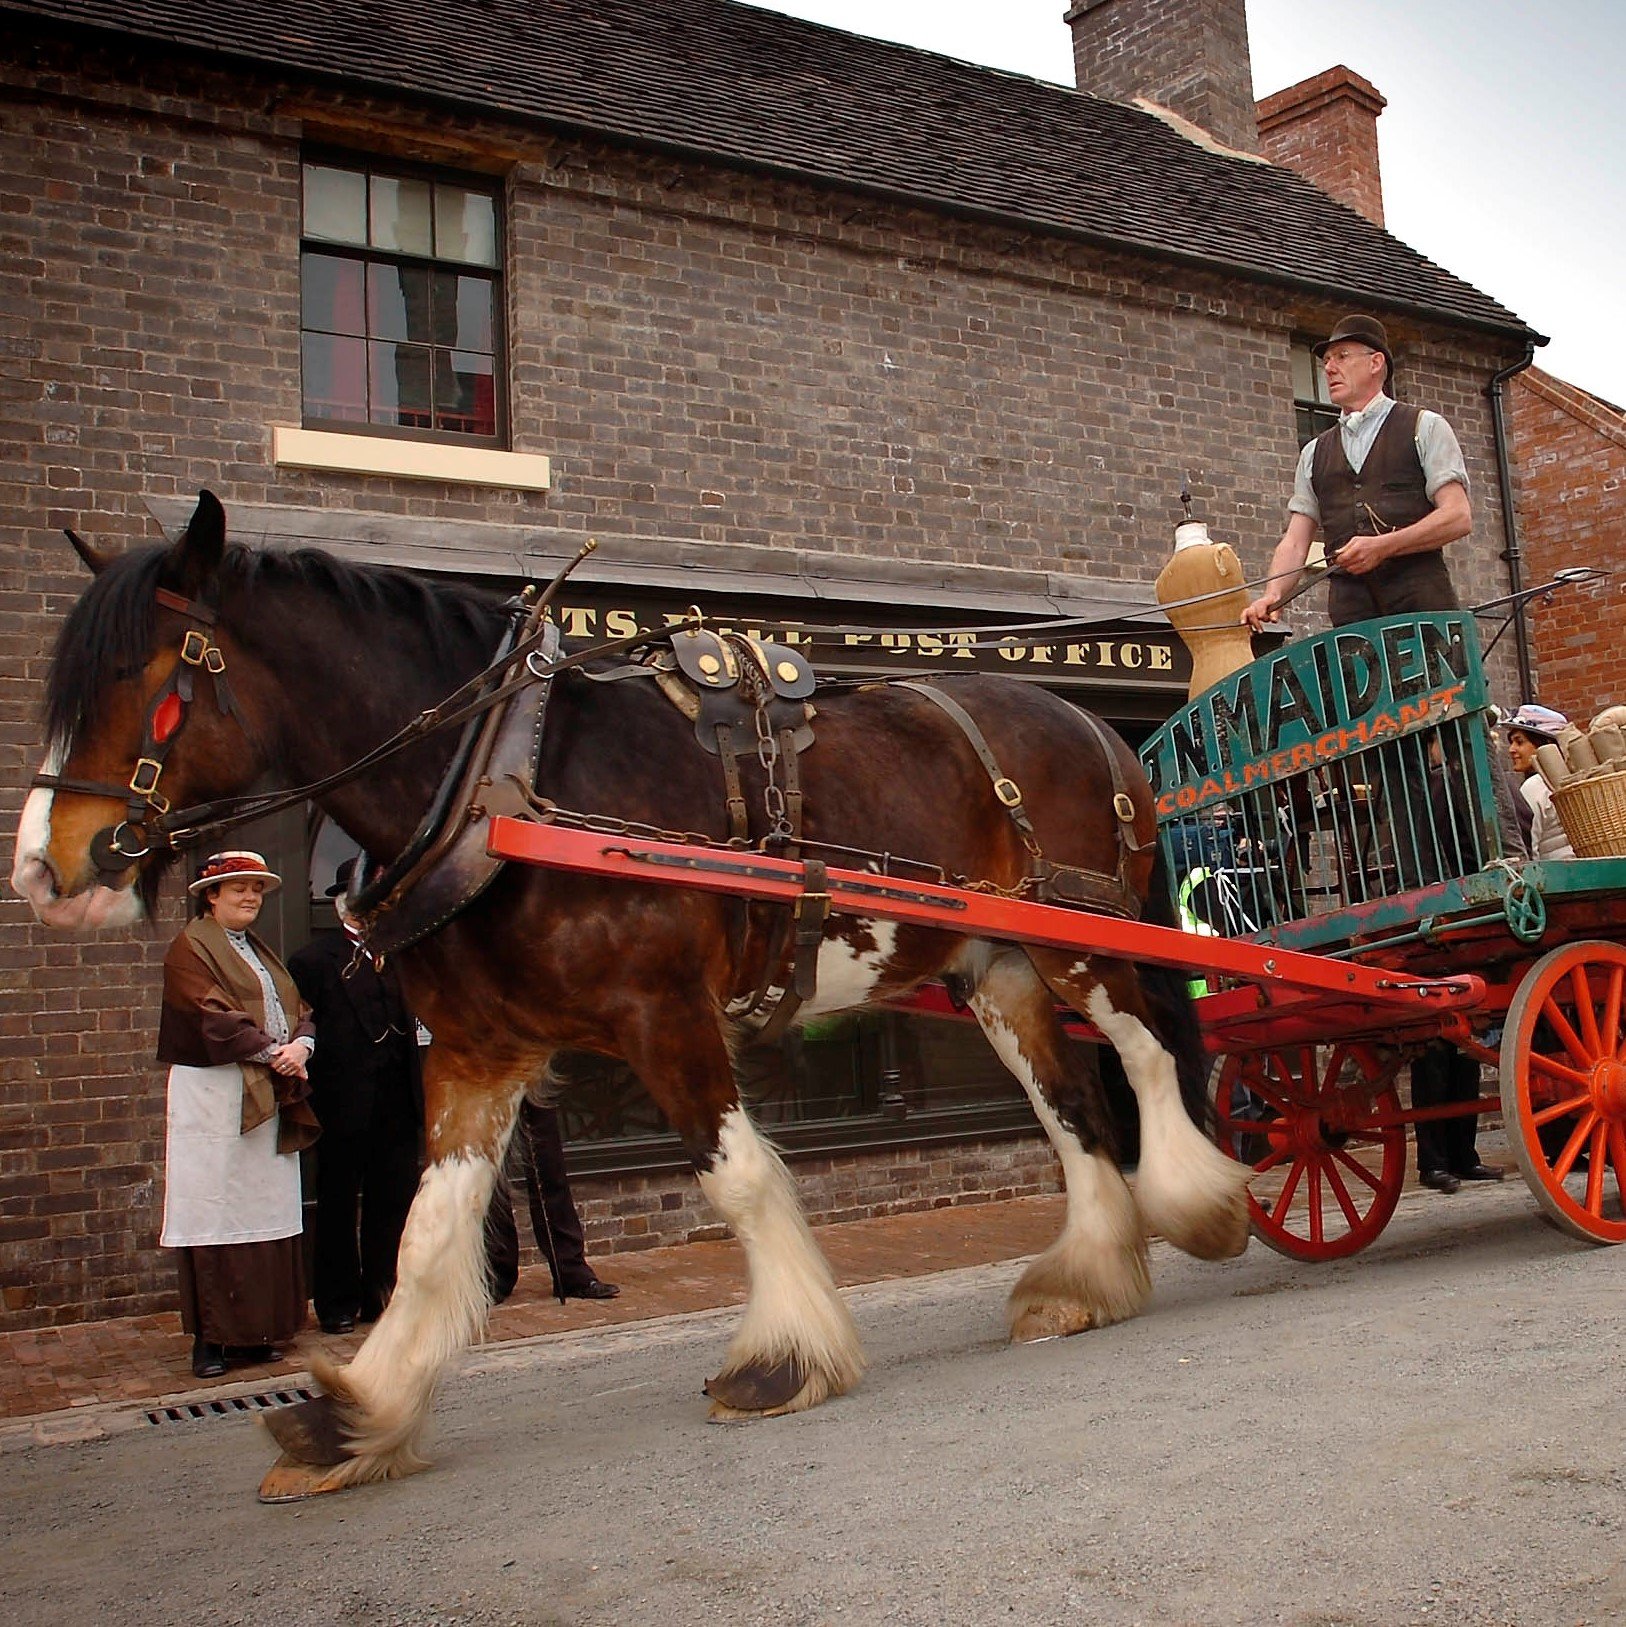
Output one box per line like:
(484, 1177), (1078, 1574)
(1139, 609), (1626, 1259)
(489, 609), (1626, 1261)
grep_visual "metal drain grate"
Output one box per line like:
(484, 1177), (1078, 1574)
(146, 1386), (316, 1426)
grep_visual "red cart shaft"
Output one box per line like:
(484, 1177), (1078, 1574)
(485, 816), (1483, 1014)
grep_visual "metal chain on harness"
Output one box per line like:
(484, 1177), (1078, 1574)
(753, 700), (793, 847)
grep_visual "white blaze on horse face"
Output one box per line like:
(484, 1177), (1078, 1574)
(9, 750), (144, 932)
(797, 920), (898, 1019)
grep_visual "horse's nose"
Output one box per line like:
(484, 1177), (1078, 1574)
(11, 847), (60, 914)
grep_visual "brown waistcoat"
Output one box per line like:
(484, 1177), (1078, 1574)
(1311, 401), (1433, 556)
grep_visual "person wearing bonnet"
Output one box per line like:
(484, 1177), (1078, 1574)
(156, 850), (319, 1378)
(1499, 703), (1576, 861)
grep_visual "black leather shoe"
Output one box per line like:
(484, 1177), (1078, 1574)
(1456, 1163), (1505, 1182)
(561, 1278), (620, 1301)
(224, 1343), (281, 1365)
(319, 1314), (356, 1335)
(1419, 1169), (1462, 1194)
(191, 1340), (227, 1379)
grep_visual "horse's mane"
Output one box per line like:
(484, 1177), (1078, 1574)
(44, 542), (507, 751)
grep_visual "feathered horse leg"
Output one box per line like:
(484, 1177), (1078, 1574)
(620, 999), (865, 1421)
(259, 1049), (522, 1502)
(962, 944), (1151, 1341)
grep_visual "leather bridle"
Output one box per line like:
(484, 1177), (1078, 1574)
(31, 585), (252, 880)
(33, 546), (690, 883)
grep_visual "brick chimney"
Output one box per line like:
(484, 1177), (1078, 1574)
(1256, 66), (1387, 225)
(1064, 0), (1260, 155)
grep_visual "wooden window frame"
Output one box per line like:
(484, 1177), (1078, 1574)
(299, 148), (507, 449)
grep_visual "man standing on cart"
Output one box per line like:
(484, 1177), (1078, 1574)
(1242, 314), (1502, 1194)
(1240, 314), (1471, 631)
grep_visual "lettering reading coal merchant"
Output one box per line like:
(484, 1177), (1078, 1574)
(1144, 617), (1473, 817)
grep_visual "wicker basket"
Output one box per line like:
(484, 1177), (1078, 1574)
(1551, 766), (1626, 858)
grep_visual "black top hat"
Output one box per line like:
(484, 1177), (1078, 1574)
(1313, 314), (1394, 366)
(325, 857), (358, 898)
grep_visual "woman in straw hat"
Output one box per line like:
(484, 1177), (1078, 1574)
(156, 851), (319, 1378)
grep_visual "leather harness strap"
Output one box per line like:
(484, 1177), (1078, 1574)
(896, 680), (1047, 885)
(896, 680), (1149, 916)
(32, 585), (250, 876)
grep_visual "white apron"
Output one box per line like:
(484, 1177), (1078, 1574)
(159, 1062), (303, 1248)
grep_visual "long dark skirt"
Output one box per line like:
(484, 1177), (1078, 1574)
(176, 1237), (306, 1346)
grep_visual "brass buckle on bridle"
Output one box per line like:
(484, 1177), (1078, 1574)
(128, 757), (164, 799)
(180, 629), (211, 666)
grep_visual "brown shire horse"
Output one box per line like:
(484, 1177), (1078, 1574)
(11, 494), (1247, 1498)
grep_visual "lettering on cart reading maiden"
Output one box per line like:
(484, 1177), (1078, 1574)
(1146, 617), (1474, 814)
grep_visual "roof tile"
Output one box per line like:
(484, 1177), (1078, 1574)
(5, 0), (1536, 340)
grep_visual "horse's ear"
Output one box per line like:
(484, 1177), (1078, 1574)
(64, 528), (109, 575)
(165, 490), (227, 595)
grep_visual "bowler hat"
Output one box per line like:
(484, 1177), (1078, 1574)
(1313, 315), (1393, 366)
(325, 857), (358, 898)
(1499, 703), (1568, 746)
(188, 849), (282, 895)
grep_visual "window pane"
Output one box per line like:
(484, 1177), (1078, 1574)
(302, 332), (368, 423)
(1291, 344), (1316, 403)
(301, 252), (366, 336)
(432, 271), (495, 351)
(369, 340), (433, 428)
(434, 185), (497, 266)
(370, 175), (433, 256)
(435, 350), (496, 437)
(303, 163), (367, 245)
(367, 262), (432, 343)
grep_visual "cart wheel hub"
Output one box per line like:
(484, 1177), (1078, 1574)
(1596, 1059), (1626, 1118)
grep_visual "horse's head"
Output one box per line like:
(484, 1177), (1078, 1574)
(11, 492), (267, 931)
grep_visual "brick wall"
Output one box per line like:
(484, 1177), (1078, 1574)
(1065, 0), (1260, 153)
(1507, 368), (1626, 719)
(555, 1134), (1063, 1264)
(1, 33), (1528, 1327)
(1256, 67), (1388, 227)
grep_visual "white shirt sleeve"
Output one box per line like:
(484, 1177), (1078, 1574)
(1415, 410), (1470, 501)
(1287, 438), (1320, 523)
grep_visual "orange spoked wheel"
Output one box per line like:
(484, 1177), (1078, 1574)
(1213, 1044), (1407, 1261)
(1500, 940), (1626, 1245)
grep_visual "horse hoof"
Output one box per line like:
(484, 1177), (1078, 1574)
(703, 1353), (806, 1416)
(1009, 1300), (1098, 1343)
(257, 1452), (353, 1504)
(262, 1393), (348, 1466)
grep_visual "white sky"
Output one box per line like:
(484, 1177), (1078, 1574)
(742, 0), (1626, 405)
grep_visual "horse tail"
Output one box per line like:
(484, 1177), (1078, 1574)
(1135, 845), (1211, 1129)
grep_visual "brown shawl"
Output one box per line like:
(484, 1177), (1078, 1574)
(156, 916), (321, 1154)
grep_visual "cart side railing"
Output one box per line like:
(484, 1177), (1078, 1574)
(1139, 611), (1508, 951)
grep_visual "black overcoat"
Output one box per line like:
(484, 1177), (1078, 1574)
(288, 930), (424, 1143)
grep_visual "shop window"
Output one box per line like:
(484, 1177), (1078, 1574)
(300, 156), (503, 443)
(1291, 341), (1338, 448)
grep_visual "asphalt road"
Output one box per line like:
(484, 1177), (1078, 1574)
(3, 1176), (1623, 1627)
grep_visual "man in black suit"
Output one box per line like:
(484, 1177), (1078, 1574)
(289, 862), (424, 1333)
